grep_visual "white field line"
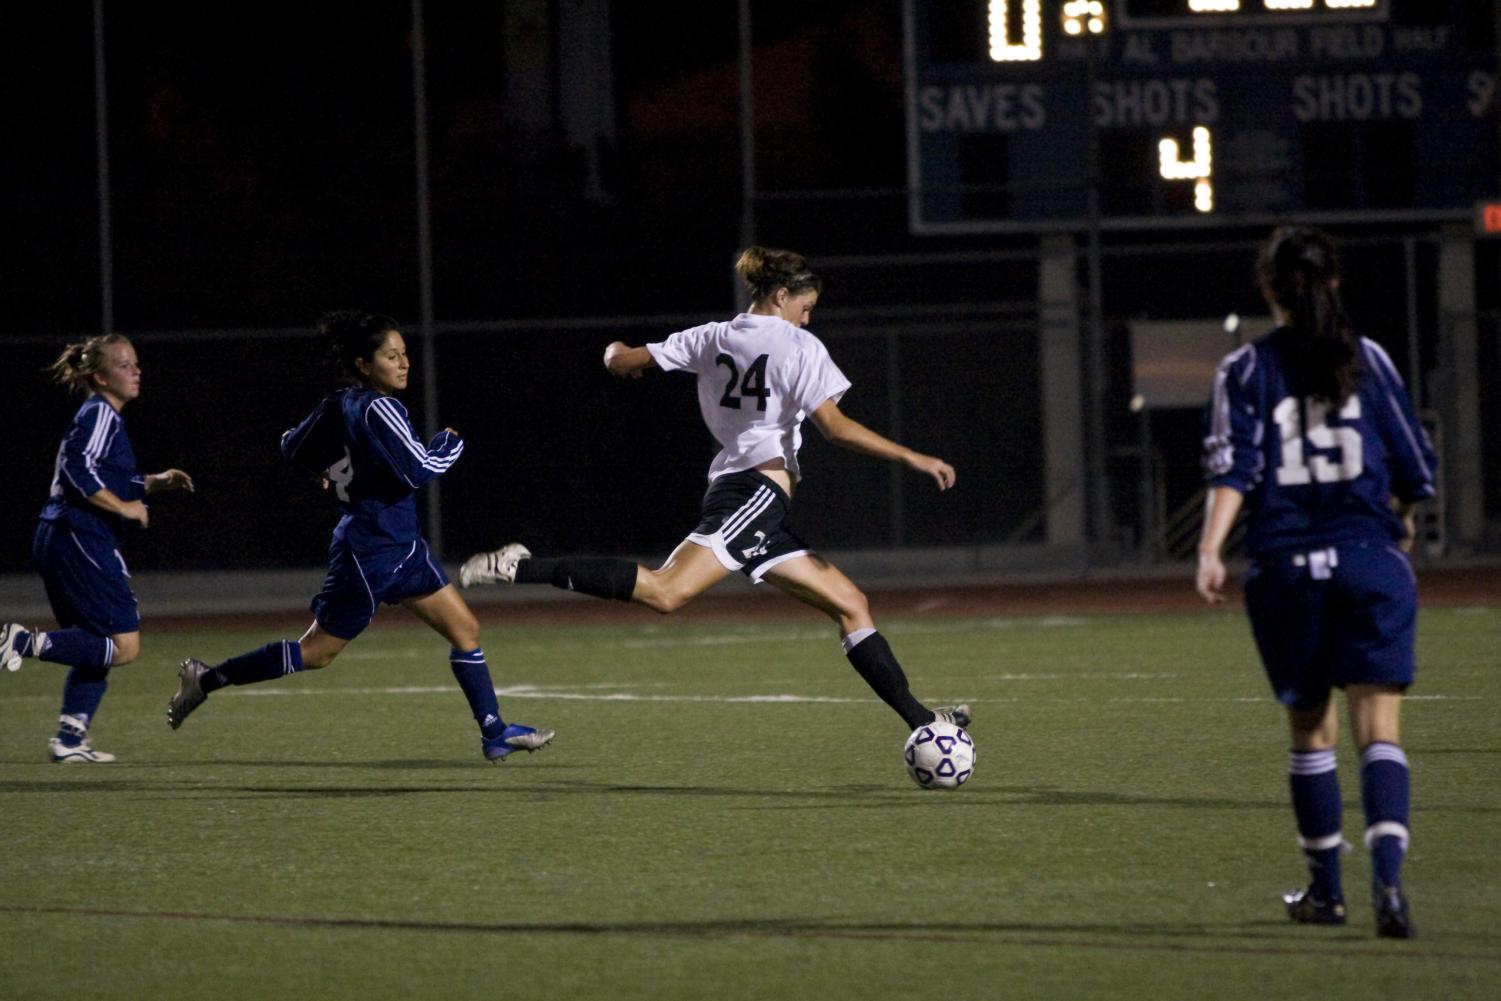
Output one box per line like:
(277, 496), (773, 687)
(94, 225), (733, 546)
(618, 616), (1090, 649)
(986, 672), (1180, 680)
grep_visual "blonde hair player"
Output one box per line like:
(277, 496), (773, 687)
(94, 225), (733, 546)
(1, 334), (194, 762)
(460, 246), (970, 738)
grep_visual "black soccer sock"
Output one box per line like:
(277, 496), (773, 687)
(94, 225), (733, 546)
(844, 631), (934, 730)
(515, 557), (638, 602)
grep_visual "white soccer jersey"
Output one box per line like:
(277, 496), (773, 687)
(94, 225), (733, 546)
(647, 312), (851, 482)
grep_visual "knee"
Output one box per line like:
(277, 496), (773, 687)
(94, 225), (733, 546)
(642, 588), (688, 614)
(110, 634), (140, 665)
(298, 645), (338, 671)
(634, 575), (689, 614)
(832, 586), (871, 631)
(642, 582), (693, 615)
(452, 612), (482, 651)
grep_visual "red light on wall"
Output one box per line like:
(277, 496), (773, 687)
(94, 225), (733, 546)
(1475, 200), (1501, 237)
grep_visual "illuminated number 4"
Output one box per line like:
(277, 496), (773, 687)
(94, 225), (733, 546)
(1159, 126), (1214, 213)
(1273, 396), (1363, 485)
(716, 352), (771, 411)
(327, 448), (355, 502)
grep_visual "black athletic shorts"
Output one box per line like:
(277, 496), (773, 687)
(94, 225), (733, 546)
(688, 469), (812, 581)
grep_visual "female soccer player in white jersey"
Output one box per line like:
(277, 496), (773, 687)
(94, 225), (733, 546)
(1, 335), (194, 762)
(1197, 227), (1436, 938)
(460, 246), (969, 734)
(165, 311), (552, 763)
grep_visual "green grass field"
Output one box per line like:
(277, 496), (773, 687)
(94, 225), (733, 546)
(2, 604), (1497, 1000)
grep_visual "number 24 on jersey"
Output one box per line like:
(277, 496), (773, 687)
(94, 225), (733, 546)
(716, 352), (771, 412)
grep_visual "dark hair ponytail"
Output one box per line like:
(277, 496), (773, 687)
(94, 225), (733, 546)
(318, 310), (398, 385)
(1257, 226), (1360, 405)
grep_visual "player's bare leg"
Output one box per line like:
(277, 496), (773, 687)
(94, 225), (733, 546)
(402, 584), (481, 650)
(296, 621), (351, 670)
(629, 540), (730, 614)
(1287, 697), (1339, 750)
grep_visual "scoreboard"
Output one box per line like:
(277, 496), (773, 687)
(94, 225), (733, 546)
(904, 0), (1500, 231)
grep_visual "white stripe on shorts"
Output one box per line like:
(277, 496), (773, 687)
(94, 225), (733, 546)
(720, 485), (774, 543)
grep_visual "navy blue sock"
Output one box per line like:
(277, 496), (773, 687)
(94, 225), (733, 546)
(1360, 742), (1411, 889)
(514, 557), (637, 601)
(450, 647), (504, 738)
(37, 629), (115, 670)
(13, 628), (39, 658)
(207, 641), (303, 691)
(843, 630), (933, 730)
(56, 666), (111, 743)
(1289, 748), (1344, 900)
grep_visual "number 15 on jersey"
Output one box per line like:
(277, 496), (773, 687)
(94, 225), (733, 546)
(1274, 396), (1363, 486)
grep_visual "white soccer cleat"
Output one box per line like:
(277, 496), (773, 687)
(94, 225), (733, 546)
(482, 723), (555, 762)
(458, 543), (531, 588)
(0, 622), (28, 672)
(932, 704), (972, 729)
(49, 737), (116, 764)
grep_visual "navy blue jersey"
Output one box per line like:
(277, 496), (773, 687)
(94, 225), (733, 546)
(280, 387), (463, 552)
(1204, 328), (1437, 557)
(38, 395), (146, 543)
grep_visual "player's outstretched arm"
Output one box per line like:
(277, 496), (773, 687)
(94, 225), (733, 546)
(808, 399), (955, 491)
(603, 342), (656, 379)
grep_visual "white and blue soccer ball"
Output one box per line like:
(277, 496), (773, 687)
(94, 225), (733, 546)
(903, 721), (975, 790)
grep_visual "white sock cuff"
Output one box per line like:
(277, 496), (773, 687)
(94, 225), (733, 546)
(1297, 832), (1346, 852)
(1364, 821), (1410, 850)
(841, 627), (878, 654)
(1288, 748), (1337, 776)
(1361, 742), (1408, 768)
(57, 713), (89, 737)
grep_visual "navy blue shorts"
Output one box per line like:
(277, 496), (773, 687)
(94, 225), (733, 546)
(32, 520), (140, 635)
(310, 537), (450, 640)
(1243, 541), (1418, 711)
(688, 470), (812, 581)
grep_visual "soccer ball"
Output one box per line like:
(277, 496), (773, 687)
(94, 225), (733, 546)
(903, 721), (975, 790)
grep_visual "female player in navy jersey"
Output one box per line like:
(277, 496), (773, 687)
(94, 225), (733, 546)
(460, 246), (969, 735)
(165, 311), (552, 762)
(0, 334), (194, 762)
(1197, 226), (1437, 939)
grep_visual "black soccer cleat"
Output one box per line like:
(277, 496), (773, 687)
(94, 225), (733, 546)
(1283, 886), (1347, 925)
(167, 658), (210, 730)
(1373, 884), (1416, 940)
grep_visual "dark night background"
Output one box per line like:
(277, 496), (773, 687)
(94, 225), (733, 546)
(2, 1), (1497, 575)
